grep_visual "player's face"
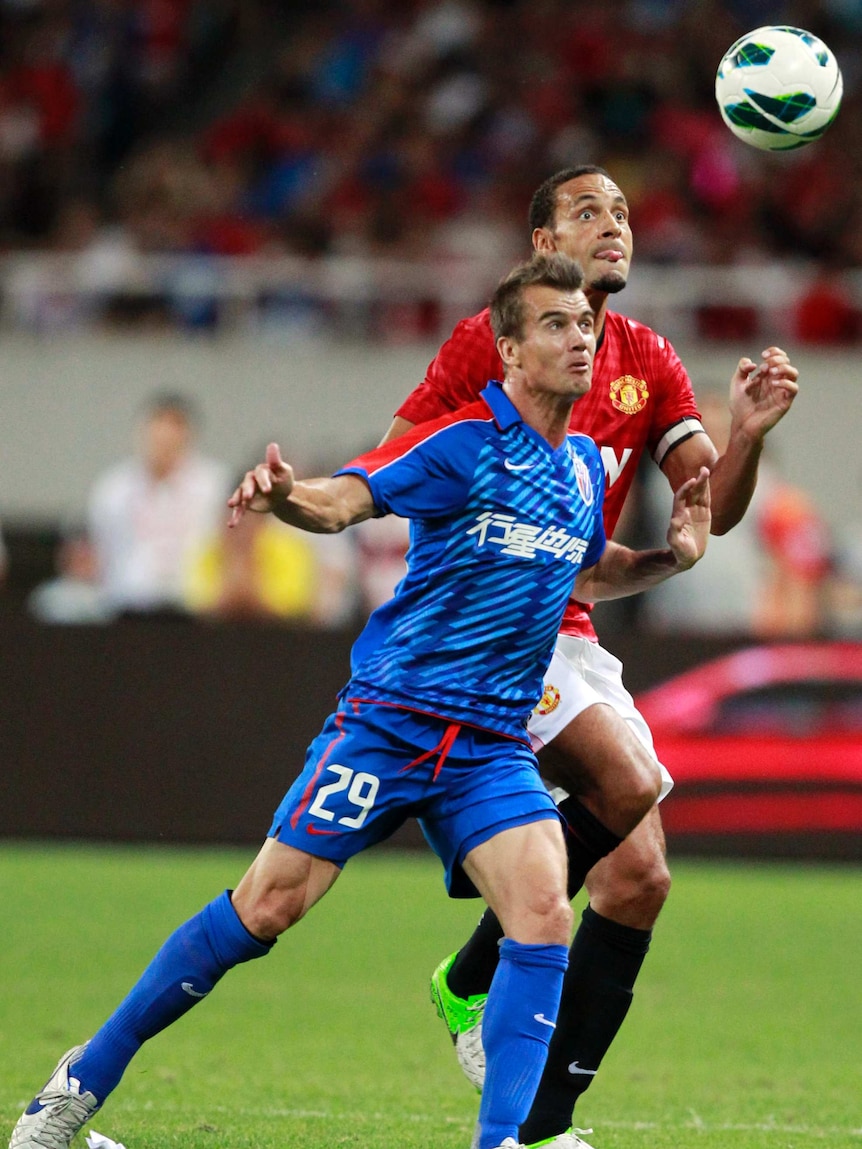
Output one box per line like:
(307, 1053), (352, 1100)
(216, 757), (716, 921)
(534, 174), (632, 296)
(504, 285), (596, 400)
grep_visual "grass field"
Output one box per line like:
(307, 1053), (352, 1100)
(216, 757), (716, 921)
(1, 841), (860, 1149)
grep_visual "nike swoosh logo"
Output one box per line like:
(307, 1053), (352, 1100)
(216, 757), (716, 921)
(505, 459), (536, 471)
(568, 1061), (598, 1075)
(306, 824), (342, 836)
(181, 981), (208, 998)
(533, 1013), (556, 1028)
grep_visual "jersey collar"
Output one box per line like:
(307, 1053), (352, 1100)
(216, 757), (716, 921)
(480, 379), (522, 430)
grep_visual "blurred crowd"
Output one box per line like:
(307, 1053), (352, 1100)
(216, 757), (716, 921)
(10, 392), (410, 628)
(2, 0), (862, 639)
(0, 0), (861, 337)
(1, 381), (861, 640)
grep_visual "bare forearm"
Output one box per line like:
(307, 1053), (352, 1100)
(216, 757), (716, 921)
(575, 543), (692, 602)
(708, 425), (764, 535)
(273, 477), (373, 533)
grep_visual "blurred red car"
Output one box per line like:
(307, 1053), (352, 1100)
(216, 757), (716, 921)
(635, 643), (862, 855)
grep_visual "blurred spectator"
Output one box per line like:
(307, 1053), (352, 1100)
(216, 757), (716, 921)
(793, 272), (861, 345)
(0, 0), (857, 292)
(0, 1), (857, 344)
(26, 524), (115, 624)
(305, 531), (360, 628)
(183, 506), (320, 623)
(87, 392), (230, 618)
(642, 391), (832, 638)
(351, 513), (409, 616)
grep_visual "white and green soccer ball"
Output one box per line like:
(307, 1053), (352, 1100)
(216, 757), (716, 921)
(715, 25), (843, 151)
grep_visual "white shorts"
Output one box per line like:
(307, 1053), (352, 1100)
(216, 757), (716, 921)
(528, 634), (674, 802)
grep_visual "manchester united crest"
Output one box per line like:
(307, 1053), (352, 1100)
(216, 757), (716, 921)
(534, 683), (561, 716)
(609, 375), (649, 415)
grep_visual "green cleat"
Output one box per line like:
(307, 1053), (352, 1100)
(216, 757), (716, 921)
(429, 953), (487, 1091)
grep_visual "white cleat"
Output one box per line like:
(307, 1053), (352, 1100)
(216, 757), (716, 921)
(9, 1044), (99, 1149)
(454, 1016), (486, 1091)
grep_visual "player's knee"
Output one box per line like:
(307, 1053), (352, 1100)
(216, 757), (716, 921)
(611, 748), (663, 830)
(544, 893), (575, 945)
(519, 888), (574, 945)
(233, 888), (304, 941)
(627, 752), (663, 815)
(625, 852), (671, 919)
(589, 844), (671, 927)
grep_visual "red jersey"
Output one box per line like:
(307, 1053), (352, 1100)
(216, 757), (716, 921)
(395, 308), (702, 640)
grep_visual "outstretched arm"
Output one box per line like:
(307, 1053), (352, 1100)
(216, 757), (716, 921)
(575, 467), (710, 601)
(227, 443), (376, 533)
(379, 415), (415, 445)
(663, 346), (798, 536)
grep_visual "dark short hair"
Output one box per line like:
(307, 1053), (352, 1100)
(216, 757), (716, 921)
(490, 252), (585, 341)
(143, 392), (198, 424)
(528, 165), (613, 233)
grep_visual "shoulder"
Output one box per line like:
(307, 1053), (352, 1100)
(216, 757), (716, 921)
(89, 460), (136, 502)
(434, 305), (496, 363)
(392, 397), (497, 454)
(450, 307), (493, 341)
(351, 397), (495, 475)
(606, 310), (676, 355)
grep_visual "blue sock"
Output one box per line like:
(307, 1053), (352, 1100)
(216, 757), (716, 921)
(71, 890), (272, 1101)
(476, 938), (569, 1149)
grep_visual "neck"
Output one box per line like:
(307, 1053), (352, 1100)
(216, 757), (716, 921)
(503, 380), (574, 448)
(585, 288), (609, 340)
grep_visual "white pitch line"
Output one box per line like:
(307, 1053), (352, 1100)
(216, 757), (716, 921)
(130, 1104), (862, 1137)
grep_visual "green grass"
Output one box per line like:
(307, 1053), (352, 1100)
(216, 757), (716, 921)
(1, 842), (860, 1148)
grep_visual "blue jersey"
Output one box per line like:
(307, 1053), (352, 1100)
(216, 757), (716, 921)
(336, 381), (606, 741)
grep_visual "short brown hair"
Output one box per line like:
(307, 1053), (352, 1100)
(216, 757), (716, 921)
(490, 252), (585, 341)
(528, 165), (613, 233)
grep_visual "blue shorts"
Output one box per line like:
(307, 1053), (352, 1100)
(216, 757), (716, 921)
(268, 701), (561, 897)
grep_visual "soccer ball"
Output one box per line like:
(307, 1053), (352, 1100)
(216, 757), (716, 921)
(715, 25), (843, 151)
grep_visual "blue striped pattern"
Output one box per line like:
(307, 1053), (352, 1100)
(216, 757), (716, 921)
(341, 383), (605, 739)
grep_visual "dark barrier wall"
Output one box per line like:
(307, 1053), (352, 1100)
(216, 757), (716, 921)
(0, 614), (751, 851)
(1, 615), (359, 845)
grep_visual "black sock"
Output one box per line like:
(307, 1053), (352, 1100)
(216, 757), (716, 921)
(519, 905), (652, 1145)
(558, 796), (624, 897)
(447, 907), (505, 997)
(447, 803), (621, 1000)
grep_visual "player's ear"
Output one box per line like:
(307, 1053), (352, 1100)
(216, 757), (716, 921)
(533, 227), (556, 254)
(497, 334), (519, 370)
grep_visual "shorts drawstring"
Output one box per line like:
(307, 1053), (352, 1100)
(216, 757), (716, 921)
(400, 721), (461, 781)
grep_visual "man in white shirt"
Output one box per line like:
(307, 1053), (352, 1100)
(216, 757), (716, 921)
(87, 394), (230, 616)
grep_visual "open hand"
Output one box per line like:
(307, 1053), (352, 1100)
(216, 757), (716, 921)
(227, 443), (295, 527)
(730, 347), (798, 439)
(667, 466), (711, 569)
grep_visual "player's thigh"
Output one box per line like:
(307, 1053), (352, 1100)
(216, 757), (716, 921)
(584, 804), (671, 928)
(268, 705), (420, 860)
(530, 637), (670, 802)
(539, 702), (660, 809)
(421, 728), (563, 898)
(462, 818), (572, 945)
(232, 837), (342, 940)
